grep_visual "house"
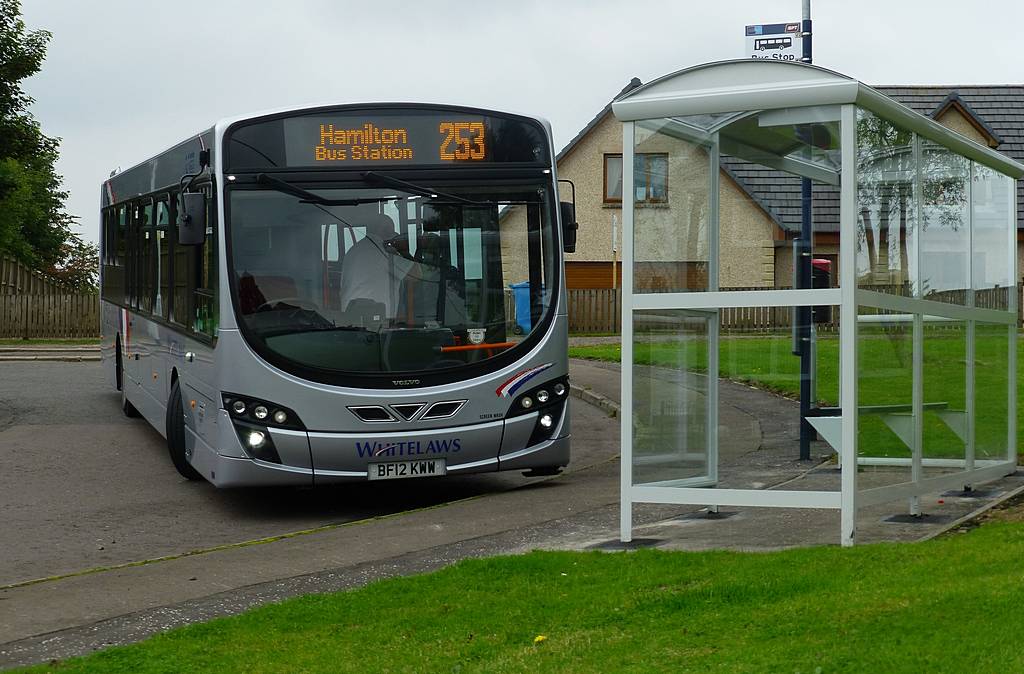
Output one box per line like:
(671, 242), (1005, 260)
(554, 78), (1024, 292)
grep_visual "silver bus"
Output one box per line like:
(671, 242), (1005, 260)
(99, 104), (575, 487)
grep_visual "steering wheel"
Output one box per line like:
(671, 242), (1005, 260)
(255, 297), (319, 312)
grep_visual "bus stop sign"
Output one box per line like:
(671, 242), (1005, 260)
(745, 22), (801, 61)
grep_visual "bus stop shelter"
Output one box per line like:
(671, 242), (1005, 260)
(613, 60), (1022, 546)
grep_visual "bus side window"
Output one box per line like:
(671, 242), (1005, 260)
(139, 201), (155, 314)
(193, 184), (218, 337)
(321, 224), (340, 262)
(116, 205), (127, 292)
(100, 209), (112, 302)
(170, 190), (193, 328)
(126, 202), (140, 309)
(343, 226), (366, 253)
(156, 198), (171, 320)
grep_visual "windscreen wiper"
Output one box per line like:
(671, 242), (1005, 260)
(361, 171), (481, 205)
(260, 325), (373, 339)
(254, 174), (390, 206)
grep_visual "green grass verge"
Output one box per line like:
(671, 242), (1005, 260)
(20, 522), (1024, 673)
(571, 332), (1020, 456)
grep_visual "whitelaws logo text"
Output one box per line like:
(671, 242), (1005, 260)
(356, 438), (462, 458)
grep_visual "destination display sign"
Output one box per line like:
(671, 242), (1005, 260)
(285, 116), (488, 165)
(226, 109), (548, 170)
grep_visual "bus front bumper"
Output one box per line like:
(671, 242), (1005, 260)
(186, 405), (570, 488)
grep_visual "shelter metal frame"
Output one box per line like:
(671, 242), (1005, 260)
(615, 60), (1022, 546)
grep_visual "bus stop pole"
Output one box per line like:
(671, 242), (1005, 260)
(798, 0), (814, 461)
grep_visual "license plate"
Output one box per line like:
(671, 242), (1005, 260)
(367, 459), (447, 481)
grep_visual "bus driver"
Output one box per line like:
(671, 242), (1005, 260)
(338, 213), (414, 323)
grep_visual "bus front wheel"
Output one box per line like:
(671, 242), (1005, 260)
(166, 378), (202, 481)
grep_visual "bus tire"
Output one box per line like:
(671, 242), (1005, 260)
(166, 378), (202, 481)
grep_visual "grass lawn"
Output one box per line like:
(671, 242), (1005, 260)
(20, 520), (1024, 673)
(571, 332), (1019, 457)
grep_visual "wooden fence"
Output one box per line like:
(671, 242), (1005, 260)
(567, 288), (622, 334)
(0, 294), (100, 339)
(1, 273), (1019, 340)
(0, 256), (100, 339)
(566, 285), (1024, 334)
(0, 255), (72, 296)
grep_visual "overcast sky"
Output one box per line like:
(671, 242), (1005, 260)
(20, 0), (1024, 244)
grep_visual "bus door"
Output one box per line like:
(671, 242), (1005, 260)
(460, 206), (506, 345)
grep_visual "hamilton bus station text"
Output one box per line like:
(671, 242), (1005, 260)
(315, 123), (413, 162)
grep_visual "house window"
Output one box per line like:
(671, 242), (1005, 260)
(604, 155), (623, 202)
(603, 153), (668, 203)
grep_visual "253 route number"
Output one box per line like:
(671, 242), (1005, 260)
(439, 121), (486, 161)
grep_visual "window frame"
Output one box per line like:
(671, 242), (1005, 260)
(603, 152), (669, 204)
(634, 153), (669, 204)
(603, 153), (624, 203)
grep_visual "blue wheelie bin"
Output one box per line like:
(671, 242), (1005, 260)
(509, 281), (533, 334)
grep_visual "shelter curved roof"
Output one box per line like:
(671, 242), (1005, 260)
(612, 60), (1024, 178)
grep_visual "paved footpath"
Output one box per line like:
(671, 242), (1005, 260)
(0, 344), (99, 362)
(1, 357), (1021, 668)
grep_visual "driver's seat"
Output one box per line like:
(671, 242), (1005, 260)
(256, 275), (298, 300)
(238, 274), (299, 314)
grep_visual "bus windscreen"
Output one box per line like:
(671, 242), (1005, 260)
(226, 108), (550, 170)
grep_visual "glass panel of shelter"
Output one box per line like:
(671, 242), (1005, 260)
(631, 109), (843, 296)
(628, 103), (1016, 499)
(630, 105), (847, 491)
(632, 119), (712, 294)
(631, 309), (713, 487)
(855, 109), (916, 298)
(972, 166), (1014, 311)
(851, 106), (1017, 498)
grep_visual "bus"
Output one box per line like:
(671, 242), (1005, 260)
(99, 103), (575, 487)
(755, 37), (792, 51)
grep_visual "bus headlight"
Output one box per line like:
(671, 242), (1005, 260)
(232, 421), (282, 464)
(528, 401), (565, 446)
(222, 393), (305, 431)
(507, 376), (569, 419)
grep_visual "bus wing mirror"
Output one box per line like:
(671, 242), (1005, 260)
(559, 201), (577, 254)
(179, 193), (207, 246)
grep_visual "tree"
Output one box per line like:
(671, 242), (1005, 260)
(47, 235), (98, 290)
(0, 0), (81, 280)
